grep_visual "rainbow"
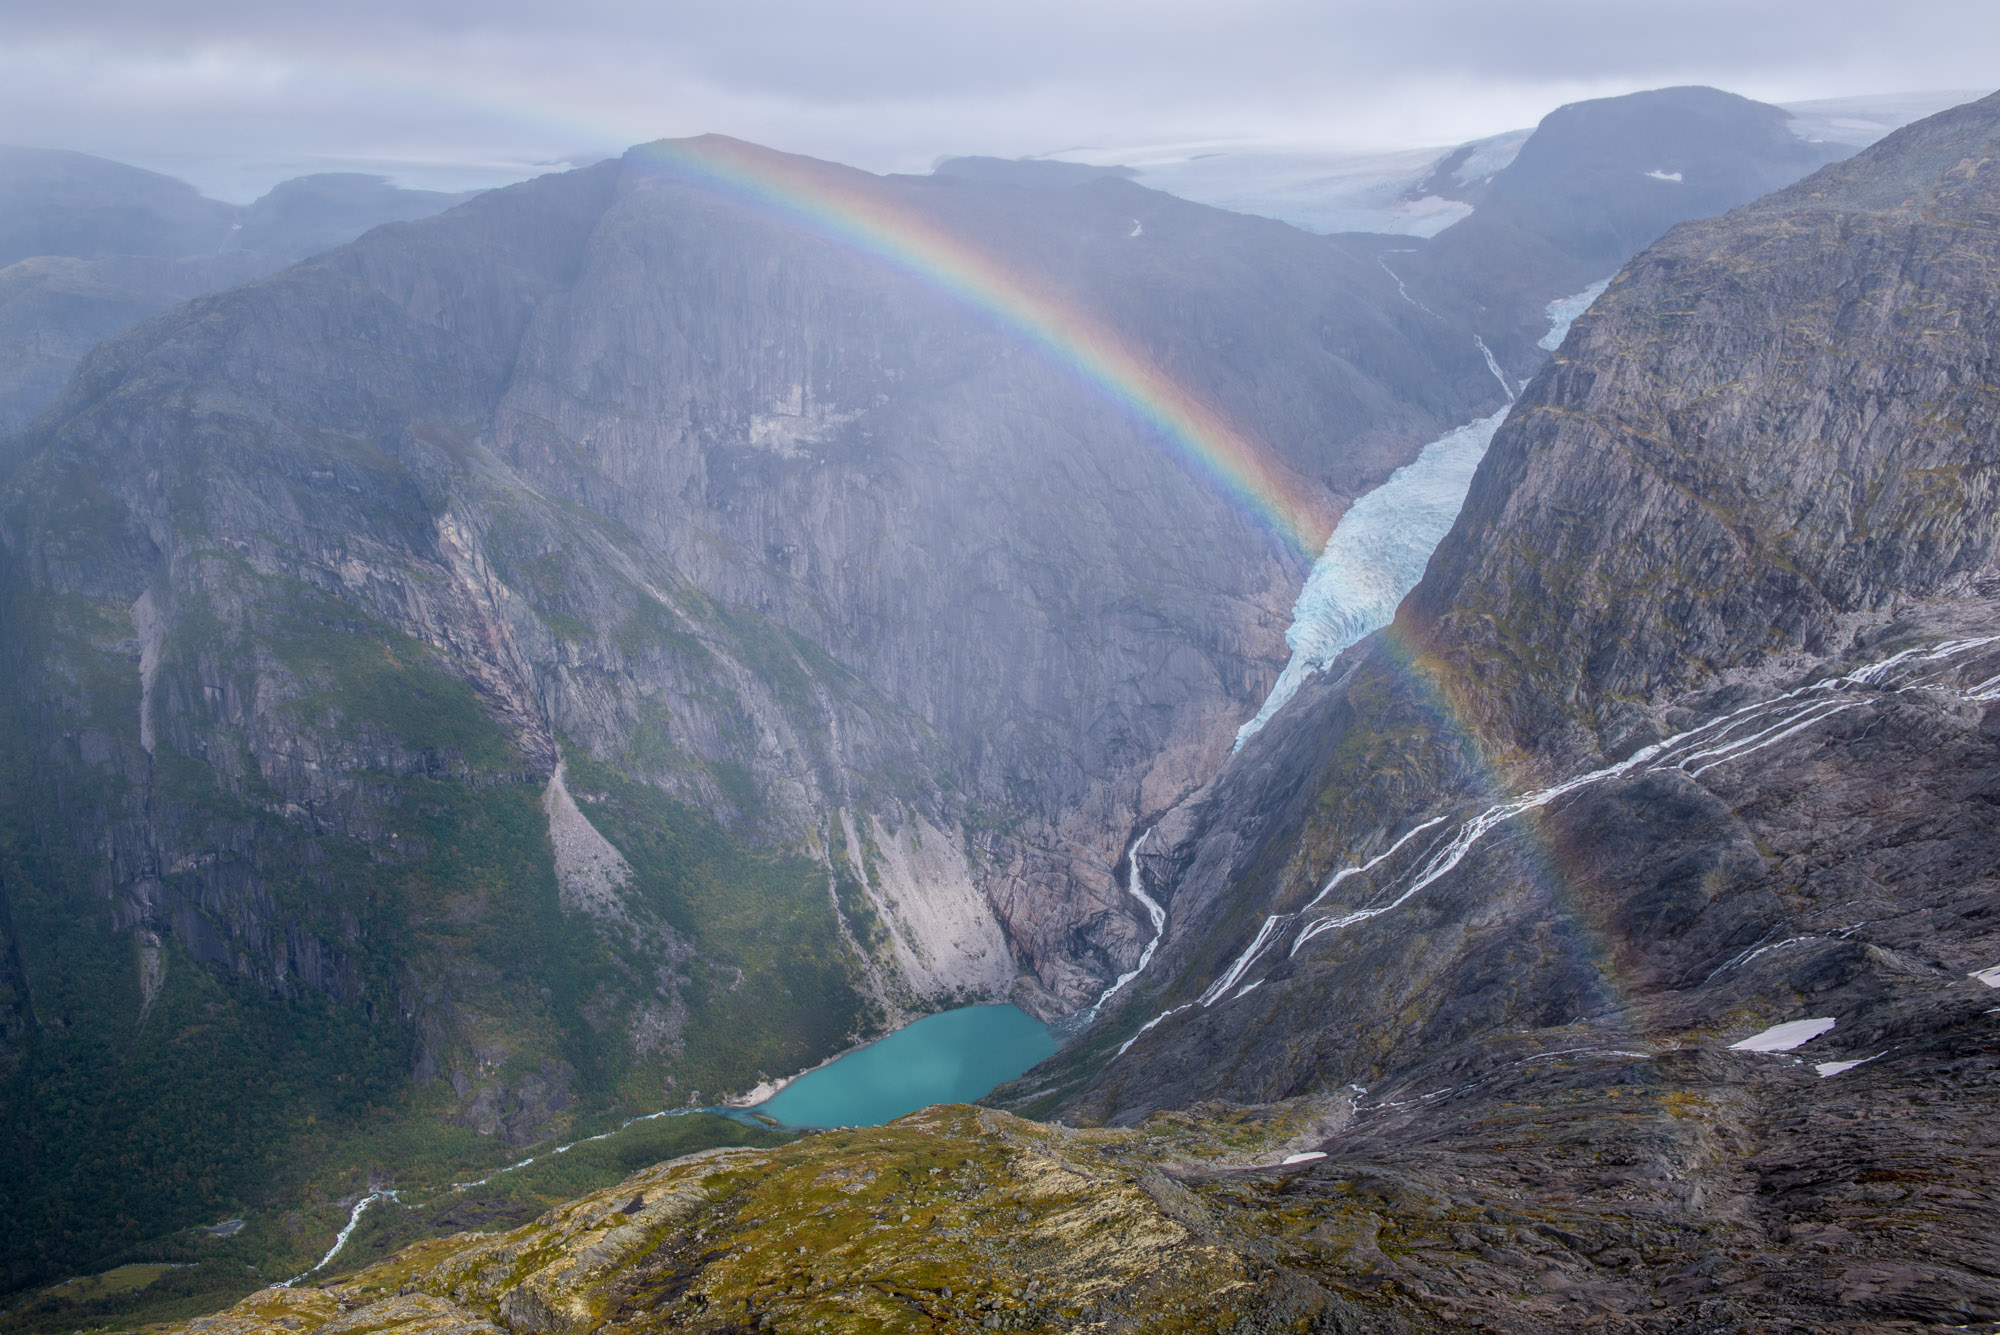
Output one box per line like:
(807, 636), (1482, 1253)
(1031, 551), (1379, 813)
(624, 137), (1331, 555)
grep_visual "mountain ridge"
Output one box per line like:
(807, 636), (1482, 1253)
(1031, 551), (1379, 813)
(0, 85), (1933, 1319)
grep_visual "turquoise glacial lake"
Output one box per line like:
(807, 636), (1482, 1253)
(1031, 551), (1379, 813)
(750, 1004), (1056, 1129)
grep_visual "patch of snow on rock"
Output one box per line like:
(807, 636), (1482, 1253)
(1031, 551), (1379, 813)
(1729, 1016), (1836, 1052)
(1815, 1053), (1884, 1078)
(1969, 964), (2000, 988)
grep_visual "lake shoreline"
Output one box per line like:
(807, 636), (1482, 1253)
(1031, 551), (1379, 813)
(742, 1004), (1056, 1129)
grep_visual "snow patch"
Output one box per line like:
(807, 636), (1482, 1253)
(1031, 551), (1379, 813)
(1234, 405), (1508, 747)
(1644, 169), (1684, 183)
(1539, 279), (1611, 351)
(1969, 965), (2000, 988)
(1816, 1053), (1884, 1078)
(1280, 1151), (1326, 1165)
(1729, 1017), (1836, 1052)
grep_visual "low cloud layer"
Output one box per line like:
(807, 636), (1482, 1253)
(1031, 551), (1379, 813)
(3, 0), (1995, 197)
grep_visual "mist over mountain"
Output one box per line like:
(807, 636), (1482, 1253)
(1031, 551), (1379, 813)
(1004, 88), (1969, 241)
(2, 76), (1996, 1335)
(0, 150), (474, 437)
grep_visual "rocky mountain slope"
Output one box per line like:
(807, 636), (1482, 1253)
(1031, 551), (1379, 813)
(162, 85), (2000, 1335)
(0, 132), (1509, 1293)
(78, 84), (2000, 1335)
(977, 88), (2000, 1329)
(0, 88), (1907, 1313)
(0, 149), (473, 436)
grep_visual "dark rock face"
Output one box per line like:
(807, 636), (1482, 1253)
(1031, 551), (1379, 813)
(1009, 89), (2000, 1330)
(1414, 88), (2000, 760)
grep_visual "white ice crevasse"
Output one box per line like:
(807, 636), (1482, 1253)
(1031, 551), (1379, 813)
(1120, 634), (2000, 1062)
(1233, 281), (1608, 752)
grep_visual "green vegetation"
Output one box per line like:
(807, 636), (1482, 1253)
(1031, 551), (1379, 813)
(0, 568), (867, 1319)
(0, 1112), (787, 1335)
(560, 747), (880, 1105)
(0, 433), (906, 1331)
(155, 1100), (1392, 1335)
(269, 603), (522, 768)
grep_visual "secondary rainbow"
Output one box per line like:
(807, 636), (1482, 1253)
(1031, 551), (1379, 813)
(626, 137), (1329, 555)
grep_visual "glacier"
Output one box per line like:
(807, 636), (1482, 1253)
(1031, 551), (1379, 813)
(1232, 406), (1506, 748)
(1235, 282), (1611, 749)
(1539, 278), (1611, 350)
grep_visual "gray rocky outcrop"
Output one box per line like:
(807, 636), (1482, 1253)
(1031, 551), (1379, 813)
(1005, 86), (2000, 1333)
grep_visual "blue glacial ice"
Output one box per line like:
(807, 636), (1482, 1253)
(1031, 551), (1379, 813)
(1236, 285), (1610, 749)
(1538, 278), (1611, 351)
(1232, 405), (1509, 748)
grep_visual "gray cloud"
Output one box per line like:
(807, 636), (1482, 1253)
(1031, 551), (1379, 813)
(1, 0), (1994, 197)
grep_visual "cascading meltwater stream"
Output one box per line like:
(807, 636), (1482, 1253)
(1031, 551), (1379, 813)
(1120, 634), (2000, 1061)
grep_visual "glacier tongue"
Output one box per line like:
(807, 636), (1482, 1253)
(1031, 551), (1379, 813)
(1234, 406), (1508, 748)
(1538, 278), (1611, 351)
(1235, 287), (1614, 752)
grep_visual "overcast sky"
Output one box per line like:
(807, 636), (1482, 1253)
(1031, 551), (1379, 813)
(2, 0), (1995, 200)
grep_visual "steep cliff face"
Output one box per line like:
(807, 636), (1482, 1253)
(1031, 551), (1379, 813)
(0, 135), (1508, 1288)
(0, 91), (1930, 1310)
(1413, 90), (2000, 757)
(978, 90), (2000, 1330)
